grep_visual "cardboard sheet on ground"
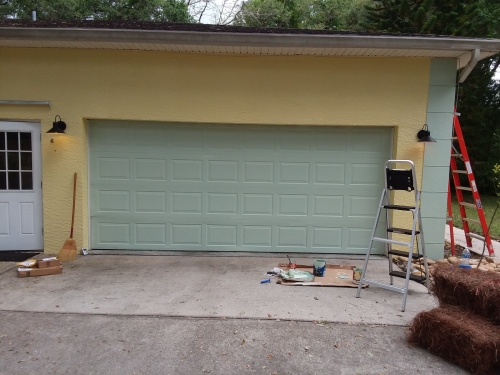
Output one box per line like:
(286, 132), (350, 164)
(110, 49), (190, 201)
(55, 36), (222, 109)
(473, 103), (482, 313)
(277, 264), (368, 288)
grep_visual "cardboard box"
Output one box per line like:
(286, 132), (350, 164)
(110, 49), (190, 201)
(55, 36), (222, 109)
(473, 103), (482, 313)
(277, 263), (368, 288)
(37, 257), (61, 268)
(18, 265), (62, 278)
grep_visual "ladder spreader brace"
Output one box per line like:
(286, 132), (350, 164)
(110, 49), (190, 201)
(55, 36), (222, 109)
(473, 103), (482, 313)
(356, 160), (430, 312)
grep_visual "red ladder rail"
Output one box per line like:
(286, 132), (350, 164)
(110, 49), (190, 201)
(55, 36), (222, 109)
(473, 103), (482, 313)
(449, 112), (494, 256)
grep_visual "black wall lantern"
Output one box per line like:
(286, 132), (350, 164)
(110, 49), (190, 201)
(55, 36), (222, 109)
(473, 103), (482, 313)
(417, 124), (436, 143)
(47, 115), (67, 134)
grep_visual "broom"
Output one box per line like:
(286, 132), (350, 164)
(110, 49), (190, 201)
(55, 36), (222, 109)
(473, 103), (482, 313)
(58, 172), (78, 261)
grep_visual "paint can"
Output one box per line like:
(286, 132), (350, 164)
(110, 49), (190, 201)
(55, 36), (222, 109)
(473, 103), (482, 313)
(353, 268), (363, 282)
(313, 259), (326, 277)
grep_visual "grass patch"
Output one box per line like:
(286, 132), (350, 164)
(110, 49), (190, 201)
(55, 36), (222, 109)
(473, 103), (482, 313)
(450, 194), (500, 240)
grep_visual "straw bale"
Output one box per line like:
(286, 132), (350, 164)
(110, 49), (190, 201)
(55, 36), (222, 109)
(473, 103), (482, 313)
(432, 265), (500, 322)
(408, 305), (500, 374)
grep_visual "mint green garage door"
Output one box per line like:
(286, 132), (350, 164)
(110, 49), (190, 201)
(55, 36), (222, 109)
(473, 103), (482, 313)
(89, 121), (391, 254)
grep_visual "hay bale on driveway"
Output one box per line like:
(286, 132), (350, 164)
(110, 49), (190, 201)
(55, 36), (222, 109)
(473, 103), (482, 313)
(408, 305), (500, 374)
(432, 264), (500, 322)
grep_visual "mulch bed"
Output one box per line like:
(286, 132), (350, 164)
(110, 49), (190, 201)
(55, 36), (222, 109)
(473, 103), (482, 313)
(431, 265), (500, 323)
(408, 305), (500, 375)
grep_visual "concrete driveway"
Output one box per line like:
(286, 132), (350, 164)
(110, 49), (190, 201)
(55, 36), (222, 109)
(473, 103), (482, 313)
(0, 254), (468, 374)
(0, 254), (434, 325)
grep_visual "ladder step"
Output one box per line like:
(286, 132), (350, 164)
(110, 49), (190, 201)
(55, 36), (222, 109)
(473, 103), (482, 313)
(383, 204), (415, 211)
(372, 237), (411, 246)
(459, 202), (476, 208)
(463, 218), (480, 224)
(389, 271), (427, 284)
(466, 233), (485, 241)
(388, 249), (424, 259)
(452, 170), (468, 174)
(451, 154), (462, 157)
(456, 186), (472, 191)
(446, 216), (453, 222)
(452, 136), (458, 140)
(360, 278), (405, 293)
(387, 227), (420, 235)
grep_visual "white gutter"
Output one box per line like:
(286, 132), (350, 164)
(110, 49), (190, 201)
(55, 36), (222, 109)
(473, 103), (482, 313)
(1, 27), (500, 53)
(458, 49), (481, 83)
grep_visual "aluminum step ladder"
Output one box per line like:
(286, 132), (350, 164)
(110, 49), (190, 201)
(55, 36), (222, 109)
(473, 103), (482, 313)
(356, 160), (430, 312)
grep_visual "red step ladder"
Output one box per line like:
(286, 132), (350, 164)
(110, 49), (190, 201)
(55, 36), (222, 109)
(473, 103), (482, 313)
(448, 111), (494, 256)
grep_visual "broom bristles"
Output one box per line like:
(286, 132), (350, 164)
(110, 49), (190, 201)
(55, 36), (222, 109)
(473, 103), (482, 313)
(58, 238), (78, 261)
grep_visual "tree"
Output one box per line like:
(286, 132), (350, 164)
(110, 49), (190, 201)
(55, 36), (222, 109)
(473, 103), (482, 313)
(234, 0), (369, 30)
(2, 0), (194, 22)
(458, 56), (500, 194)
(362, 0), (500, 194)
(361, 0), (433, 34)
(233, 0), (304, 28)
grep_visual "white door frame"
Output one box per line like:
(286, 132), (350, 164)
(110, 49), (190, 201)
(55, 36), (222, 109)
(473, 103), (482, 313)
(0, 121), (43, 251)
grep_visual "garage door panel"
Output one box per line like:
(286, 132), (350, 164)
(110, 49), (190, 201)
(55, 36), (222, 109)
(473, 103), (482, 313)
(277, 226), (308, 247)
(91, 123), (133, 149)
(242, 226), (273, 247)
(279, 162), (310, 184)
(135, 192), (166, 213)
(277, 194), (308, 216)
(171, 224), (202, 245)
(242, 194), (273, 215)
(136, 224), (167, 245)
(350, 163), (384, 185)
(313, 195), (344, 216)
(97, 223), (130, 245)
(314, 163), (345, 185)
(243, 162), (274, 183)
(90, 122), (391, 253)
(98, 190), (130, 212)
(171, 160), (203, 181)
(312, 227), (343, 249)
(207, 193), (238, 214)
(169, 126), (204, 149)
(98, 157), (130, 180)
(278, 131), (312, 151)
(207, 161), (238, 182)
(352, 129), (392, 154)
(243, 129), (276, 151)
(348, 196), (381, 218)
(135, 159), (167, 181)
(313, 129), (350, 152)
(171, 192), (202, 214)
(207, 225), (237, 246)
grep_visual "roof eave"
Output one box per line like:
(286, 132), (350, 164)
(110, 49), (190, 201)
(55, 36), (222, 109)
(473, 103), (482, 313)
(1, 27), (500, 53)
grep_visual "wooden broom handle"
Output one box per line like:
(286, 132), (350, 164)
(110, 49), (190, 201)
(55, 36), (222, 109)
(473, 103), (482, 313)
(70, 172), (77, 238)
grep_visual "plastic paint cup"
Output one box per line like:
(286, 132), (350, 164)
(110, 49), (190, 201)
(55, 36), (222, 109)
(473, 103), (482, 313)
(353, 268), (363, 281)
(313, 259), (326, 277)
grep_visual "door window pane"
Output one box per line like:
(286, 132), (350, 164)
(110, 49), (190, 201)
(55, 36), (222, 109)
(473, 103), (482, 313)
(0, 152), (5, 170)
(7, 132), (19, 150)
(7, 152), (19, 170)
(8, 171), (20, 189)
(21, 172), (33, 190)
(0, 172), (5, 190)
(19, 132), (32, 151)
(0, 132), (4, 150)
(21, 152), (32, 170)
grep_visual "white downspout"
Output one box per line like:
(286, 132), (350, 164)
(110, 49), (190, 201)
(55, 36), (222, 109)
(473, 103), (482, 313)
(458, 49), (481, 83)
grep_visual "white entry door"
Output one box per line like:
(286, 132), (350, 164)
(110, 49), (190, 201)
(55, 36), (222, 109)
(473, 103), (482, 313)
(0, 122), (43, 251)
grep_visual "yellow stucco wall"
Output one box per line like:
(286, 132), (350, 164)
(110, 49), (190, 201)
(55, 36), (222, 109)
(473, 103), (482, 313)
(0, 48), (430, 254)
